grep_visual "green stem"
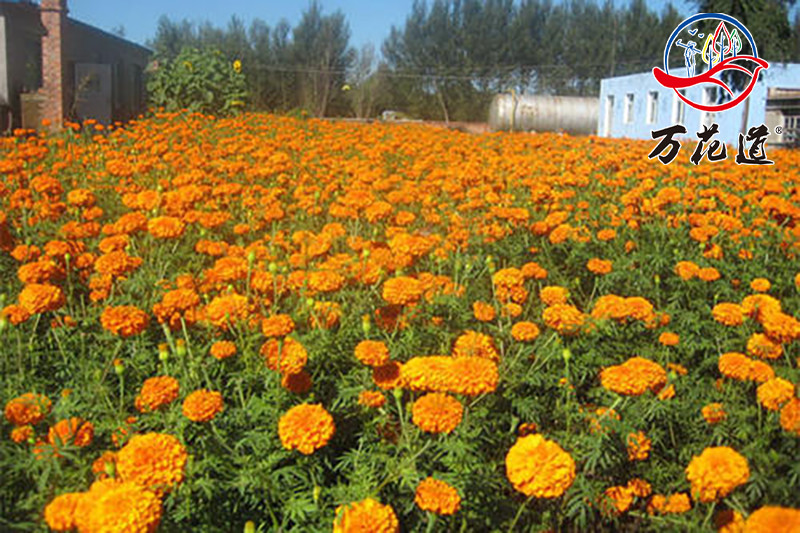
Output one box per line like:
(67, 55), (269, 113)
(507, 496), (533, 533)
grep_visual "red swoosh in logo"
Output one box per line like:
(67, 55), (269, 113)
(652, 56), (769, 112)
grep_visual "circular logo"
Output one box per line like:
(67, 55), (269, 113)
(652, 13), (768, 112)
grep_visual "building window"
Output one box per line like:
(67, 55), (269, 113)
(646, 91), (658, 123)
(624, 93), (634, 124)
(673, 90), (686, 124)
(603, 94), (614, 136)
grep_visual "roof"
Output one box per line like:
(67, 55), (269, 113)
(67, 17), (152, 55)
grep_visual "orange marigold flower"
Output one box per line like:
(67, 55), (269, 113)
(11, 425), (34, 443)
(505, 434), (576, 498)
(741, 294), (782, 320)
(597, 229), (617, 241)
(182, 389), (224, 422)
(472, 301), (496, 322)
(135, 376), (179, 413)
(511, 321), (541, 342)
(44, 492), (82, 532)
(101, 305), (150, 337)
(662, 493), (692, 514)
(658, 332), (679, 346)
(780, 398), (800, 436)
(674, 261), (699, 280)
(147, 216), (185, 239)
(750, 278), (771, 292)
(2, 304), (31, 325)
(415, 477), (461, 515)
(354, 340), (390, 367)
(48, 417), (94, 447)
(702, 402), (727, 424)
(210, 340), (237, 360)
(382, 276), (423, 306)
(745, 506), (800, 532)
(278, 403), (335, 455)
(602, 485), (634, 515)
(281, 370), (313, 394)
(657, 383), (676, 400)
(540, 286), (569, 306)
(747, 333), (783, 360)
(411, 393), (464, 434)
(626, 431), (651, 461)
(261, 314), (295, 337)
(757, 378), (794, 412)
(18, 283), (65, 314)
(521, 261), (548, 280)
(587, 258), (613, 275)
(712, 303), (745, 326)
(204, 293), (249, 329)
(719, 352), (774, 383)
(600, 357), (667, 396)
(4, 392), (51, 426)
(358, 390), (386, 408)
(697, 267), (721, 282)
(492, 267), (525, 288)
(261, 337), (308, 376)
(452, 331), (499, 361)
(116, 432), (187, 495)
(84, 481), (162, 533)
(627, 478), (652, 498)
(686, 446), (749, 503)
(401, 356), (498, 396)
(94, 250), (143, 277)
(333, 498), (399, 533)
(542, 304), (586, 335)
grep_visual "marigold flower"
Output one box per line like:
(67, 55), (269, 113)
(11, 425), (34, 443)
(757, 378), (795, 411)
(4, 392), (51, 426)
(750, 278), (771, 292)
(84, 481), (162, 533)
(116, 432), (188, 494)
(702, 402), (727, 424)
(281, 370), (313, 394)
(411, 393), (463, 434)
(18, 283), (65, 314)
(505, 434), (576, 498)
(718, 352), (774, 383)
(600, 357), (667, 396)
(415, 477), (461, 515)
(713, 509), (744, 533)
(382, 276), (423, 306)
(401, 356), (498, 396)
(674, 261), (699, 280)
(712, 303), (746, 326)
(48, 417), (94, 447)
(101, 305), (150, 337)
(204, 293), (249, 329)
(540, 286), (570, 306)
(472, 301), (496, 322)
(746, 333), (783, 360)
(372, 361), (403, 389)
(210, 340), (237, 360)
(278, 403), (335, 455)
(358, 390), (386, 408)
(261, 337), (308, 376)
(492, 267), (525, 288)
(587, 258), (613, 275)
(135, 376), (179, 413)
(511, 321), (541, 342)
(333, 498), (399, 533)
(745, 506), (800, 532)
(658, 332), (679, 346)
(182, 389), (224, 422)
(452, 331), (499, 361)
(697, 267), (721, 282)
(261, 314), (295, 337)
(147, 216), (185, 238)
(602, 485), (634, 515)
(354, 340), (391, 367)
(648, 493), (691, 514)
(44, 492), (82, 531)
(780, 398), (800, 436)
(2, 304), (31, 324)
(521, 261), (547, 279)
(627, 431), (651, 461)
(542, 304), (586, 335)
(685, 446), (749, 503)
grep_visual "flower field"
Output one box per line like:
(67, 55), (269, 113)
(1, 112), (800, 532)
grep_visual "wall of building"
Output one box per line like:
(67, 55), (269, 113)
(598, 64), (800, 146)
(0, 3), (44, 128)
(0, 15), (7, 106)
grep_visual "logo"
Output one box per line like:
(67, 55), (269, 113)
(652, 13), (768, 112)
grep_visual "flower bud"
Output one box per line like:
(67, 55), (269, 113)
(104, 461), (116, 478)
(244, 522), (256, 533)
(113, 358), (125, 375)
(268, 262), (278, 273)
(247, 250), (256, 264)
(361, 314), (371, 334)
(175, 339), (187, 357)
(305, 298), (314, 308)
(313, 485), (321, 503)
(562, 348), (572, 362)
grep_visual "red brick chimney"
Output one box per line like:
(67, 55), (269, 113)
(40, 0), (68, 129)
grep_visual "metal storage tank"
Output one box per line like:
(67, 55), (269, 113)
(488, 93), (599, 135)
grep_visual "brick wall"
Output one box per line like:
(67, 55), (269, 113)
(39, 0), (67, 129)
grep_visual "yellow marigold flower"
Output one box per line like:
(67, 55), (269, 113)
(587, 258), (613, 275)
(492, 267), (525, 288)
(599, 357), (667, 396)
(658, 332), (679, 346)
(597, 228), (617, 241)
(712, 303), (746, 326)
(746, 333), (783, 360)
(540, 286), (569, 306)
(714, 509), (745, 533)
(135, 376), (179, 413)
(411, 393), (463, 434)
(84, 481), (162, 533)
(382, 276), (423, 306)
(357, 390), (386, 408)
(278, 403), (335, 455)
(333, 498), (399, 533)
(4, 392), (51, 426)
(18, 283), (65, 314)
(472, 301), (496, 322)
(511, 321), (541, 342)
(780, 398), (800, 436)
(261, 314), (295, 337)
(757, 378), (795, 411)
(260, 337), (308, 376)
(354, 340), (390, 367)
(662, 493), (691, 514)
(401, 356), (498, 396)
(182, 389), (224, 422)
(505, 434), (576, 498)
(750, 278), (771, 292)
(627, 478), (652, 498)
(741, 294), (781, 320)
(210, 340), (237, 360)
(685, 446), (749, 503)
(702, 402), (727, 424)
(745, 506), (800, 532)
(452, 331), (499, 361)
(602, 485), (634, 515)
(415, 477), (461, 515)
(116, 433), (187, 495)
(626, 431), (651, 461)
(697, 267), (720, 282)
(101, 305), (150, 337)
(542, 304), (586, 335)
(147, 216), (185, 239)
(44, 492), (82, 531)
